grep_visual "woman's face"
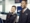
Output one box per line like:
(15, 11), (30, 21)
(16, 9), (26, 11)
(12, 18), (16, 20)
(11, 7), (16, 12)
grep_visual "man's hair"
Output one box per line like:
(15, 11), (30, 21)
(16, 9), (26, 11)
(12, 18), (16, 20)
(21, 0), (27, 4)
(12, 6), (16, 9)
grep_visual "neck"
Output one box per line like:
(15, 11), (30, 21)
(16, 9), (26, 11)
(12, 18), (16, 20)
(22, 7), (27, 13)
(22, 7), (26, 10)
(12, 12), (14, 13)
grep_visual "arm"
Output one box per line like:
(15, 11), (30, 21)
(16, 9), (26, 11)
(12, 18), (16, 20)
(13, 16), (17, 23)
(13, 14), (17, 23)
(27, 11), (30, 23)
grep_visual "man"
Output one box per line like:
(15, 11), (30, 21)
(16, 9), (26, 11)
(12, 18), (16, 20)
(18, 0), (30, 23)
(5, 6), (17, 23)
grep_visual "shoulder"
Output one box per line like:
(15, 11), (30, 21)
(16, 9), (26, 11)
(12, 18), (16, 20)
(7, 12), (12, 16)
(28, 9), (30, 13)
(14, 13), (17, 15)
(27, 9), (30, 13)
(13, 13), (17, 17)
(27, 9), (30, 15)
(28, 10), (30, 14)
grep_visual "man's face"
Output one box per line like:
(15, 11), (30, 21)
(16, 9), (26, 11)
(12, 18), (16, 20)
(11, 7), (16, 12)
(21, 1), (27, 9)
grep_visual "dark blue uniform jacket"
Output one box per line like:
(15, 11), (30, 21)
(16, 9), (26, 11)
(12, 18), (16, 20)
(18, 9), (30, 23)
(5, 12), (17, 23)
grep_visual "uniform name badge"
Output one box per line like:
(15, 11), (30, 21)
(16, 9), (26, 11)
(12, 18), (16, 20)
(25, 13), (28, 15)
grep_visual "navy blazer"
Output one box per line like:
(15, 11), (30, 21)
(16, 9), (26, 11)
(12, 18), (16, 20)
(5, 12), (17, 23)
(18, 9), (30, 23)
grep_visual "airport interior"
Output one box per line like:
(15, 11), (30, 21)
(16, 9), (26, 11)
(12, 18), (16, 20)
(0, 0), (30, 23)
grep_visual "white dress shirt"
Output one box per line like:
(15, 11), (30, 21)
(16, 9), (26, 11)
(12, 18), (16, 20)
(22, 8), (27, 13)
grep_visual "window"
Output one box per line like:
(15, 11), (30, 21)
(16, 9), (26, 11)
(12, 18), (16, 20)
(0, 0), (2, 12)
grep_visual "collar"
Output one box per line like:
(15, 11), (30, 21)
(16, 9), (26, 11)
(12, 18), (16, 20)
(10, 12), (16, 14)
(23, 8), (27, 12)
(13, 12), (15, 14)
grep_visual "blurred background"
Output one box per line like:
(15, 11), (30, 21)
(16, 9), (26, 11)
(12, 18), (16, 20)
(0, 0), (30, 23)
(0, 0), (30, 13)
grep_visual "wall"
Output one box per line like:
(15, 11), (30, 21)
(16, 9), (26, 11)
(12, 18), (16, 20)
(5, 0), (21, 13)
(5, 0), (30, 13)
(0, 0), (30, 13)
(0, 0), (30, 20)
(0, 5), (2, 12)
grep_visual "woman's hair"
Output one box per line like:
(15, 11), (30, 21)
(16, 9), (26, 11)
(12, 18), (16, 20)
(12, 5), (16, 9)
